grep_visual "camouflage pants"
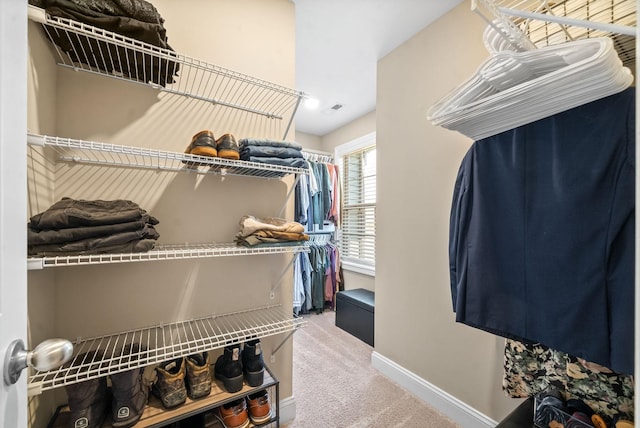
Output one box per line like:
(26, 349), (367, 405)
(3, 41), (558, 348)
(502, 339), (634, 420)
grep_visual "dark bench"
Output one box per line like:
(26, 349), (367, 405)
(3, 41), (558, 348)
(335, 288), (375, 346)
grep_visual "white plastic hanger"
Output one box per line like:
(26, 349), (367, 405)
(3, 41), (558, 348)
(427, 27), (633, 141)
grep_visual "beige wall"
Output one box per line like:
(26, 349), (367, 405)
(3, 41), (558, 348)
(295, 131), (324, 151)
(313, 11), (516, 419)
(321, 110), (376, 153)
(26, 1), (297, 427)
(375, 3), (519, 422)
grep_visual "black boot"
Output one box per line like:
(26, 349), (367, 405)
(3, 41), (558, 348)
(214, 344), (243, 393)
(65, 351), (110, 428)
(66, 378), (110, 428)
(242, 339), (264, 387)
(110, 345), (149, 427)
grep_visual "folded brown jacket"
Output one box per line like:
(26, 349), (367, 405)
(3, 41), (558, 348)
(237, 215), (305, 238)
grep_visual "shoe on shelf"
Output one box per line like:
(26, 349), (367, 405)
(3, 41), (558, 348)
(110, 345), (150, 428)
(214, 344), (244, 393)
(65, 351), (110, 428)
(246, 389), (273, 425)
(184, 130), (218, 163)
(185, 352), (212, 400)
(216, 133), (240, 160)
(216, 398), (250, 428)
(242, 338), (264, 387)
(152, 357), (187, 408)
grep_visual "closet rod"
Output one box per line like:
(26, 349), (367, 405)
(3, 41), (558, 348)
(498, 7), (637, 37)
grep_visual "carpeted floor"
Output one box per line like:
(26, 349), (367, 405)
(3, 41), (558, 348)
(282, 310), (460, 428)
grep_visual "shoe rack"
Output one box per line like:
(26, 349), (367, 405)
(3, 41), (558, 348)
(48, 365), (280, 427)
(26, 3), (305, 426)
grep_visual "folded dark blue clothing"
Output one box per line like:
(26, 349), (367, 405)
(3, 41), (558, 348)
(243, 156), (308, 169)
(240, 145), (303, 159)
(238, 138), (302, 150)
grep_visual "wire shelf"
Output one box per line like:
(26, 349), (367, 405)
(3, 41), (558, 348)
(27, 242), (310, 270)
(27, 6), (304, 139)
(28, 133), (309, 179)
(27, 305), (305, 396)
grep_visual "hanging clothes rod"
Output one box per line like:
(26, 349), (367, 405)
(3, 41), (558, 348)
(302, 150), (334, 164)
(471, 0), (536, 51)
(472, 0), (637, 57)
(498, 7), (637, 37)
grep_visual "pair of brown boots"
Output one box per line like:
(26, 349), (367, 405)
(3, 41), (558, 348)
(152, 352), (212, 409)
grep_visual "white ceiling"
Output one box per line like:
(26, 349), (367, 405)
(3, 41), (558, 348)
(293, 0), (465, 136)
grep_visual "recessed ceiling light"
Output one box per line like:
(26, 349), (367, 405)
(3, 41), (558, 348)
(303, 97), (319, 109)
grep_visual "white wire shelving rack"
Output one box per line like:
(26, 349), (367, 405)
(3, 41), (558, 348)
(24, 5), (310, 407)
(27, 305), (305, 396)
(26, 133), (311, 270)
(28, 133), (309, 179)
(27, 5), (305, 140)
(27, 243), (310, 270)
(473, 0), (636, 67)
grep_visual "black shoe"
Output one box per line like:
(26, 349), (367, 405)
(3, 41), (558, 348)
(110, 344), (150, 428)
(242, 339), (264, 387)
(214, 344), (243, 393)
(65, 351), (110, 428)
(216, 134), (240, 160)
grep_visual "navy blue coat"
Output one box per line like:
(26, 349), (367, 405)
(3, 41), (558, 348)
(449, 88), (635, 375)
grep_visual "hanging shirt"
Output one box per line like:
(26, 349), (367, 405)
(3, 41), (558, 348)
(449, 88), (635, 375)
(294, 252), (312, 315)
(295, 173), (310, 225)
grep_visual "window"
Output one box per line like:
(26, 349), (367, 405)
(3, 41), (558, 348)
(335, 132), (376, 276)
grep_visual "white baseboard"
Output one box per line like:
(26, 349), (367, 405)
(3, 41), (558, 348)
(279, 395), (296, 424)
(371, 351), (497, 428)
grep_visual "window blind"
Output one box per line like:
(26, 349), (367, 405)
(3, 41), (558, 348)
(339, 145), (376, 268)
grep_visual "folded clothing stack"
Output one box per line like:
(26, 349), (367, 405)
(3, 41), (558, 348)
(235, 215), (308, 247)
(29, 0), (180, 87)
(28, 197), (160, 256)
(239, 139), (308, 169)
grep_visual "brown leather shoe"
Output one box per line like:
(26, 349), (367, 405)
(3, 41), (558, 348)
(186, 130), (218, 157)
(246, 389), (273, 424)
(216, 133), (240, 160)
(216, 398), (249, 428)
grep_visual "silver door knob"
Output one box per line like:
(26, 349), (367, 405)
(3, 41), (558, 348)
(3, 338), (73, 385)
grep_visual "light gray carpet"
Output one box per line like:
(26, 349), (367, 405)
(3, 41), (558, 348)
(282, 311), (460, 428)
